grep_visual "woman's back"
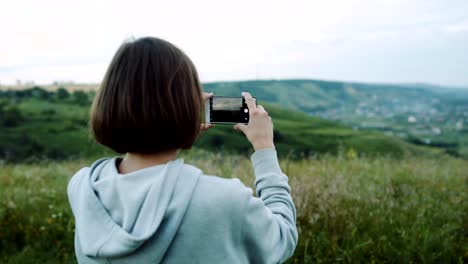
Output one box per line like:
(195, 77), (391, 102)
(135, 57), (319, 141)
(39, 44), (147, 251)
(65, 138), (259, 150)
(67, 36), (298, 263)
(68, 150), (297, 263)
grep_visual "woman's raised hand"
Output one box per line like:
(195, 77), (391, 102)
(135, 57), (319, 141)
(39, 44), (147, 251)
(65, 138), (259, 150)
(234, 92), (275, 151)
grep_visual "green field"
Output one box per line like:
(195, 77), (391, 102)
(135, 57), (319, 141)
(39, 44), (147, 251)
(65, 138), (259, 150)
(1, 151), (467, 263)
(1, 84), (467, 263)
(0, 87), (439, 162)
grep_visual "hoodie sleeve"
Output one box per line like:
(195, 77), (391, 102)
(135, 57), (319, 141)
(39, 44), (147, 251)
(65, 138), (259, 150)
(238, 149), (298, 263)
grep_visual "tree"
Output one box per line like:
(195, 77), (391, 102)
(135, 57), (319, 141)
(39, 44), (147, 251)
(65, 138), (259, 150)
(2, 105), (24, 127)
(30, 86), (51, 100)
(72, 91), (89, 106)
(56, 87), (70, 100)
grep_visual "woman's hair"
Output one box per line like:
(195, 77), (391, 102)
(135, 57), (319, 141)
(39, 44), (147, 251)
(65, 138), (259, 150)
(90, 37), (203, 154)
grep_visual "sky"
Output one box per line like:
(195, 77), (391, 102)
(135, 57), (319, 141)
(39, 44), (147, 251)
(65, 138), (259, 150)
(0, 0), (467, 87)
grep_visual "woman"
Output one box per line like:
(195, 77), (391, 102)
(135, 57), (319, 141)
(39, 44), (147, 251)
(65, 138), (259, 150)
(67, 37), (298, 263)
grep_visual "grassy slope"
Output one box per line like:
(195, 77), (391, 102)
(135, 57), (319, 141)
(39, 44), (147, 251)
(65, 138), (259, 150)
(0, 151), (467, 263)
(3, 80), (466, 158)
(202, 80), (461, 112)
(204, 79), (468, 111)
(0, 98), (436, 162)
(203, 80), (468, 158)
(196, 104), (437, 158)
(0, 98), (108, 161)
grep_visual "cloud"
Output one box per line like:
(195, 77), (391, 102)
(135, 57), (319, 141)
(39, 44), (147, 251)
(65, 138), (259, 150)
(445, 20), (468, 33)
(0, 0), (467, 86)
(0, 62), (108, 84)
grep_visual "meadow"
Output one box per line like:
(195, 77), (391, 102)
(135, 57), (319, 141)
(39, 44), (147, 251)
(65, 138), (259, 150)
(1, 150), (467, 263)
(0, 85), (455, 162)
(0, 84), (467, 263)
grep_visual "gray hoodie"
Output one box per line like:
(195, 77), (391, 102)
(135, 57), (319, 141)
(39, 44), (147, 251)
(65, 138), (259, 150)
(67, 149), (298, 263)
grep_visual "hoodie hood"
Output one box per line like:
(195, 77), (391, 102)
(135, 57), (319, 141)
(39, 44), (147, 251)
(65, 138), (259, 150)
(67, 157), (201, 260)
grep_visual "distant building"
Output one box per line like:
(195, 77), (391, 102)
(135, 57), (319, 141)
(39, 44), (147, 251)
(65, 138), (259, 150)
(408, 116), (417, 123)
(432, 127), (442, 135)
(423, 138), (431, 144)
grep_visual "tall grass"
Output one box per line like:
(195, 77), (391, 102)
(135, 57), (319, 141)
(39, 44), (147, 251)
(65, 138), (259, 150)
(1, 152), (467, 263)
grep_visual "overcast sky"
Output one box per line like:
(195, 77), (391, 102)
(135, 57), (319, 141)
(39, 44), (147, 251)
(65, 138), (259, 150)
(0, 0), (467, 87)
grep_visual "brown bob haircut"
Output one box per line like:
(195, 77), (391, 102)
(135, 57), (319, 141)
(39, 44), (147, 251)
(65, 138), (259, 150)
(91, 37), (203, 154)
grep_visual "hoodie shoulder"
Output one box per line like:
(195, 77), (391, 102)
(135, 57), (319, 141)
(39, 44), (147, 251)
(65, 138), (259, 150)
(199, 174), (248, 193)
(67, 167), (89, 200)
(67, 158), (112, 199)
(194, 174), (252, 212)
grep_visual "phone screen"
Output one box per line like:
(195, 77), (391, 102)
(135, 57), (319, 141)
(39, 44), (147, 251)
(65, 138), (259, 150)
(210, 97), (250, 124)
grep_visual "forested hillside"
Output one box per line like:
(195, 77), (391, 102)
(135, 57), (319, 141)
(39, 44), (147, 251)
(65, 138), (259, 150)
(204, 80), (468, 157)
(0, 86), (433, 162)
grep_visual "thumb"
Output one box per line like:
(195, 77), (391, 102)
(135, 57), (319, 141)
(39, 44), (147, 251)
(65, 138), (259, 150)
(233, 123), (247, 132)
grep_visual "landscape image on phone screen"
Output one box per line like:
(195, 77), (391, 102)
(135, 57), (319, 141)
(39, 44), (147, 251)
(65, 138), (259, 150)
(211, 97), (247, 123)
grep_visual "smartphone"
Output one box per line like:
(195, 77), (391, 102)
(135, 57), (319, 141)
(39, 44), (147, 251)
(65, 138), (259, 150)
(205, 96), (253, 124)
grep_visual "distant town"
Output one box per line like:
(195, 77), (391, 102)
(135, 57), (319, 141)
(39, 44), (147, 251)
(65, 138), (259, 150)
(312, 88), (467, 156)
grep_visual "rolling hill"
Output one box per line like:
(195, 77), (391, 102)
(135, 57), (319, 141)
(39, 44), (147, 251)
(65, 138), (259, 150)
(203, 80), (468, 157)
(203, 79), (468, 112)
(0, 86), (435, 162)
(196, 104), (429, 159)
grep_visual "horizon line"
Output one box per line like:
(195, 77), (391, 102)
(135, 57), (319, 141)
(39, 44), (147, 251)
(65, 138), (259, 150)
(1, 77), (467, 90)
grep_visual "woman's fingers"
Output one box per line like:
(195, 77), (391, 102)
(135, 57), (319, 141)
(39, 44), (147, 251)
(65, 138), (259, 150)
(200, 123), (214, 131)
(201, 92), (214, 132)
(242, 92), (257, 111)
(200, 92), (214, 132)
(233, 123), (247, 132)
(257, 105), (267, 113)
(202, 92), (214, 101)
